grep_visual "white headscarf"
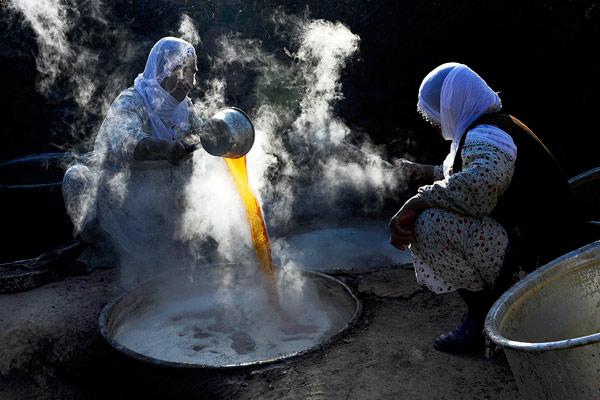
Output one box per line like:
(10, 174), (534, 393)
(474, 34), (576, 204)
(134, 37), (196, 141)
(417, 63), (504, 177)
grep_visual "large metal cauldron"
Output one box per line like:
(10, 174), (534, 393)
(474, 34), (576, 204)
(99, 264), (360, 397)
(485, 241), (600, 399)
(0, 153), (74, 261)
(272, 220), (411, 273)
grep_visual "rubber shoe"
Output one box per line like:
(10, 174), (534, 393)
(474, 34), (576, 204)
(433, 313), (484, 354)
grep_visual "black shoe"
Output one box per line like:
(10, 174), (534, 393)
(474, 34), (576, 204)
(433, 313), (484, 354)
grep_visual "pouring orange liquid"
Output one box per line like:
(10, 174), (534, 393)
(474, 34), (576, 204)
(224, 156), (275, 275)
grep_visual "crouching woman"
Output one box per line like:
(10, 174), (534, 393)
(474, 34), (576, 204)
(390, 62), (588, 354)
(63, 37), (203, 277)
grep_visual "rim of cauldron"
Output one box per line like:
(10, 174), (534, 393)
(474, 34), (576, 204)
(98, 267), (362, 370)
(269, 218), (412, 274)
(0, 152), (75, 189)
(485, 240), (600, 352)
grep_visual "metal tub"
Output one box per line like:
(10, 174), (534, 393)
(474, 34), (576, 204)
(0, 153), (74, 261)
(271, 219), (411, 274)
(485, 241), (600, 399)
(99, 264), (361, 397)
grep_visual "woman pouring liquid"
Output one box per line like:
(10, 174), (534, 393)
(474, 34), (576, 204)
(63, 37), (205, 280)
(64, 36), (264, 282)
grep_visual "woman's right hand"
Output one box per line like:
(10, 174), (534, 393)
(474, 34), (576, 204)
(167, 140), (192, 165)
(134, 137), (192, 165)
(389, 195), (430, 250)
(395, 159), (435, 183)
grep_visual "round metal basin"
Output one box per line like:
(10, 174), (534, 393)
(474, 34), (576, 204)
(0, 153), (75, 261)
(272, 221), (411, 273)
(485, 241), (600, 400)
(99, 264), (360, 369)
(569, 166), (600, 222)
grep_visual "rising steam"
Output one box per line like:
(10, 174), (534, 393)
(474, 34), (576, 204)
(7, 0), (147, 147)
(178, 13), (200, 46)
(8, 0), (75, 95)
(7, 0), (111, 110)
(5, 7), (409, 367)
(182, 16), (404, 268)
(293, 20), (359, 145)
(9, 4), (407, 278)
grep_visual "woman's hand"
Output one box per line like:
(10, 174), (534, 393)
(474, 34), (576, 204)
(389, 195), (430, 250)
(167, 140), (192, 165)
(134, 138), (192, 165)
(395, 159), (435, 184)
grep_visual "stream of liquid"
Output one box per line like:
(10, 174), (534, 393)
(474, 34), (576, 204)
(224, 156), (275, 275)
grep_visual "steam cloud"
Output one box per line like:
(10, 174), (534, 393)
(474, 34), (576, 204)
(8, 0), (76, 95)
(183, 15), (405, 268)
(7, 0), (146, 147)
(178, 13), (200, 47)
(5, 7), (410, 366)
(9, 4), (408, 278)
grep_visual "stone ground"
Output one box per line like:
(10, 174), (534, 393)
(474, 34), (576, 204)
(0, 266), (519, 399)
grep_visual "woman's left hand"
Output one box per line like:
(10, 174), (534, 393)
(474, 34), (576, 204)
(389, 196), (430, 250)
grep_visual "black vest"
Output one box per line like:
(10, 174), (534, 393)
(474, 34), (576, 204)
(453, 113), (589, 269)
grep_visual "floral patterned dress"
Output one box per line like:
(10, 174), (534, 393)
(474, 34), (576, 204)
(410, 125), (516, 293)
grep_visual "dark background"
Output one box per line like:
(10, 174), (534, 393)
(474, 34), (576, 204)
(1, 0), (599, 260)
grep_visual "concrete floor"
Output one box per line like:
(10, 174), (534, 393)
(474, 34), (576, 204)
(0, 266), (519, 399)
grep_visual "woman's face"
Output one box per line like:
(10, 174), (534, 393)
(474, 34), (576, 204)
(161, 55), (198, 101)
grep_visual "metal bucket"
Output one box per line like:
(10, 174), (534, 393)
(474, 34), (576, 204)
(485, 241), (600, 399)
(199, 107), (255, 159)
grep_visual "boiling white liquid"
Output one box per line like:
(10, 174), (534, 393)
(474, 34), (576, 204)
(113, 284), (342, 366)
(274, 225), (411, 271)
